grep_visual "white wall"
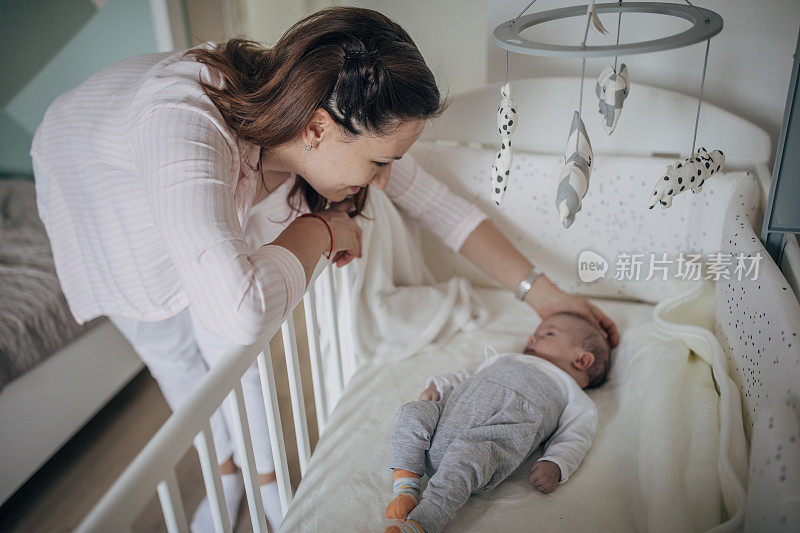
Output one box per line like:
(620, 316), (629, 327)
(241, 0), (310, 46)
(238, 0), (487, 96)
(223, 0), (799, 162)
(332, 0), (487, 98)
(487, 0), (800, 160)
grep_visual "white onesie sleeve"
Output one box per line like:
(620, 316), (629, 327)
(537, 388), (598, 483)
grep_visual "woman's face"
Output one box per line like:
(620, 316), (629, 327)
(301, 111), (426, 203)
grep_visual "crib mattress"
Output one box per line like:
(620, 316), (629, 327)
(281, 288), (728, 532)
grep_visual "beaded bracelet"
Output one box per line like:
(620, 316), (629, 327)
(297, 213), (334, 260)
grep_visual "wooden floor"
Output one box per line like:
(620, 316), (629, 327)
(0, 304), (319, 532)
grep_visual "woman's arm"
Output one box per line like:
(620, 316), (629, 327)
(458, 219), (619, 346)
(269, 217), (331, 286)
(385, 154), (619, 346)
(133, 108), (309, 345)
(456, 218), (533, 298)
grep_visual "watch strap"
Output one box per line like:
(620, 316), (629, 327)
(516, 266), (543, 301)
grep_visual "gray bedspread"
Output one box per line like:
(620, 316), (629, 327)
(0, 178), (101, 391)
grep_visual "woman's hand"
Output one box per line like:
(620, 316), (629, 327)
(528, 275), (620, 347)
(456, 220), (619, 346)
(317, 199), (362, 267)
(418, 383), (440, 401)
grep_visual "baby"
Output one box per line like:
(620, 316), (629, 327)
(383, 312), (611, 533)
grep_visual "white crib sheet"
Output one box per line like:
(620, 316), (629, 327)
(281, 288), (733, 532)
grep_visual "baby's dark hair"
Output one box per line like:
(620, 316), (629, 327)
(555, 312), (612, 388)
(582, 327), (612, 388)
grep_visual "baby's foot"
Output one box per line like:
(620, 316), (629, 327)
(385, 469), (421, 519)
(385, 518), (425, 532)
(384, 494), (418, 519)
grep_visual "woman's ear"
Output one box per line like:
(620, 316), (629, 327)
(306, 108), (332, 143)
(572, 350), (595, 371)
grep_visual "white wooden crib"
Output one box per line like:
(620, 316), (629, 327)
(78, 78), (800, 532)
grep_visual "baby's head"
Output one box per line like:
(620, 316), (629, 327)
(523, 312), (612, 389)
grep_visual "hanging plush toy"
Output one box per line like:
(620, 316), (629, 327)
(491, 83), (517, 205)
(556, 111), (594, 227)
(551, 0), (605, 227)
(595, 63), (629, 134)
(648, 147), (725, 209)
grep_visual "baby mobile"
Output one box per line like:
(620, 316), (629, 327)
(491, 0), (724, 226)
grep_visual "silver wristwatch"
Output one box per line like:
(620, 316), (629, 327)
(515, 266), (543, 301)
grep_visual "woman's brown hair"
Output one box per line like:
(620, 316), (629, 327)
(186, 6), (449, 216)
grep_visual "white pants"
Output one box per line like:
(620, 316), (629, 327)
(109, 307), (274, 473)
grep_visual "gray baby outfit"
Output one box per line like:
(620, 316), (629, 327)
(388, 356), (567, 532)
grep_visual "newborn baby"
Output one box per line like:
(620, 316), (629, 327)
(383, 312), (611, 533)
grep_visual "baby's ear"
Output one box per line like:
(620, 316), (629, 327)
(572, 350), (595, 371)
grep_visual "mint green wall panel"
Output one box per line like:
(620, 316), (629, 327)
(0, 0), (96, 107)
(1, 0), (159, 174)
(0, 112), (34, 176)
(5, 0), (159, 135)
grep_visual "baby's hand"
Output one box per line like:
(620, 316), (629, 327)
(528, 460), (560, 494)
(418, 383), (440, 401)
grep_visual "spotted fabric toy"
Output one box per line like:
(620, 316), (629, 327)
(649, 148), (725, 209)
(595, 63), (629, 134)
(556, 111), (594, 228)
(491, 83), (517, 205)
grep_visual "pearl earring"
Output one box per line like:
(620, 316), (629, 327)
(305, 144), (312, 151)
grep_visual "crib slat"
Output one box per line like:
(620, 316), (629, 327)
(256, 348), (292, 513)
(194, 423), (232, 533)
(338, 264), (358, 377)
(157, 469), (189, 533)
(321, 267), (345, 396)
(303, 290), (328, 433)
(281, 313), (312, 475)
(228, 384), (267, 533)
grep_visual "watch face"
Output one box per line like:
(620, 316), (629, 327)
(516, 279), (531, 300)
(517, 267), (542, 300)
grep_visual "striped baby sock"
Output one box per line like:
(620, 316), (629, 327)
(384, 469), (421, 520)
(385, 518), (425, 533)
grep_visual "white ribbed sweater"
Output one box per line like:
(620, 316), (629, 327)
(31, 44), (486, 344)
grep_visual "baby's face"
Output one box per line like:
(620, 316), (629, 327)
(523, 314), (592, 372)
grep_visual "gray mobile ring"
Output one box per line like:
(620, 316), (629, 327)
(493, 2), (723, 58)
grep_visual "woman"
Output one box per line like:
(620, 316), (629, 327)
(31, 6), (618, 531)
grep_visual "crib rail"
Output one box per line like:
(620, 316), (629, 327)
(78, 261), (345, 532)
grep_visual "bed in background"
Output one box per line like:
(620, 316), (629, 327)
(0, 177), (143, 505)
